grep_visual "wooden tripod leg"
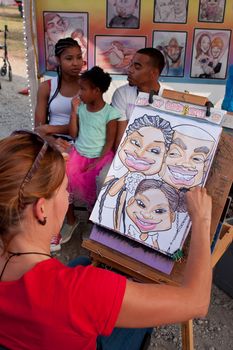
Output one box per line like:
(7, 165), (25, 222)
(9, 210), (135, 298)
(181, 320), (194, 350)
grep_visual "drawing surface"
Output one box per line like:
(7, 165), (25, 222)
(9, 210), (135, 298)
(90, 106), (222, 256)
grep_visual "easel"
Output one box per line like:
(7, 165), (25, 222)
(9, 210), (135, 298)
(82, 91), (233, 350)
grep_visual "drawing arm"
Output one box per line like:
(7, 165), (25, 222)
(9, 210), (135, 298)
(116, 187), (212, 327)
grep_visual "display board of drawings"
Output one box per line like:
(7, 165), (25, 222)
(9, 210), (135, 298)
(90, 105), (222, 258)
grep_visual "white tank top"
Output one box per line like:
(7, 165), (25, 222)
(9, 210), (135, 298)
(49, 77), (73, 126)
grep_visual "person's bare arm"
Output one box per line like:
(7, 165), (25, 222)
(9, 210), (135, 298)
(100, 120), (117, 157)
(35, 80), (70, 136)
(116, 187), (212, 327)
(69, 96), (80, 139)
(114, 120), (128, 150)
(35, 80), (50, 127)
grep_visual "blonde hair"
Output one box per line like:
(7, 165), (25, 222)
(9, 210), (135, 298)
(0, 133), (65, 250)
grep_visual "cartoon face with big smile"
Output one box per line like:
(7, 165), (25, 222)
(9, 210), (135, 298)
(159, 126), (214, 189)
(118, 126), (166, 175)
(126, 187), (174, 234)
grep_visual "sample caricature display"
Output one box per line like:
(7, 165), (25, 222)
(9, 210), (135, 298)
(95, 36), (146, 74)
(198, 0), (225, 22)
(191, 29), (230, 79)
(153, 31), (187, 77)
(43, 12), (88, 71)
(154, 0), (188, 23)
(90, 106), (222, 256)
(107, 0), (140, 28)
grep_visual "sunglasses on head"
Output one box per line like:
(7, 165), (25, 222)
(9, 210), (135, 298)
(11, 130), (49, 210)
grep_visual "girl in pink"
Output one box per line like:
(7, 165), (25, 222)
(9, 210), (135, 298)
(67, 66), (121, 211)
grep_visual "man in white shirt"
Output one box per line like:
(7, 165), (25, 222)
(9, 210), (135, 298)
(111, 47), (165, 148)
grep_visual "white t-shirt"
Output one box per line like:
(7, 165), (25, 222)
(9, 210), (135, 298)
(111, 83), (164, 121)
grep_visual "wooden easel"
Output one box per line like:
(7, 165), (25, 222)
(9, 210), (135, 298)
(82, 92), (233, 350)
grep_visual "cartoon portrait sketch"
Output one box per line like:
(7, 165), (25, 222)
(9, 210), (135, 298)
(154, 0), (188, 23)
(95, 36), (146, 74)
(107, 0), (140, 28)
(153, 31), (187, 77)
(190, 29), (231, 79)
(159, 125), (216, 189)
(94, 114), (173, 231)
(90, 106), (222, 256)
(198, 0), (226, 23)
(43, 12), (88, 71)
(71, 28), (88, 70)
(126, 178), (186, 250)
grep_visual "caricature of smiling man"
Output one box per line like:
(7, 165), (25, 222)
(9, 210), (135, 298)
(159, 125), (215, 189)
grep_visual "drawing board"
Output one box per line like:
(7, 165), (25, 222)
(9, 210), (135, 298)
(90, 105), (222, 257)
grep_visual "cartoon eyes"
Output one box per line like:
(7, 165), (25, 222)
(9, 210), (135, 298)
(131, 139), (141, 147)
(192, 155), (205, 164)
(150, 147), (161, 155)
(168, 147), (182, 158)
(136, 199), (167, 214)
(154, 208), (167, 214)
(136, 199), (145, 208)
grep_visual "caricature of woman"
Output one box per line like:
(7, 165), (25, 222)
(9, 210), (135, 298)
(44, 13), (69, 70)
(192, 33), (212, 78)
(102, 41), (136, 71)
(125, 178), (184, 249)
(97, 114), (173, 229)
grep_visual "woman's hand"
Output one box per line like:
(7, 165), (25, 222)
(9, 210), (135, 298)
(35, 124), (51, 136)
(186, 187), (212, 223)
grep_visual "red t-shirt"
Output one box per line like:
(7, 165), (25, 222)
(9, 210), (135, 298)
(0, 258), (126, 350)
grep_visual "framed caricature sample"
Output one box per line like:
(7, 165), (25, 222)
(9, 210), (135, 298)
(190, 28), (231, 79)
(153, 0), (188, 24)
(198, 0), (226, 23)
(95, 35), (146, 74)
(106, 0), (140, 29)
(153, 31), (187, 77)
(43, 11), (88, 71)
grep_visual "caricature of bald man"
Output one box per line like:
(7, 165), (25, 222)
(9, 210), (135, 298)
(159, 125), (215, 189)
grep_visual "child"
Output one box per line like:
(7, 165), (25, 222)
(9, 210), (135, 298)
(67, 66), (121, 212)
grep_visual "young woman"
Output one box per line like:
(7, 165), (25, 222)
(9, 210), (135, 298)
(0, 130), (212, 350)
(35, 37), (83, 142)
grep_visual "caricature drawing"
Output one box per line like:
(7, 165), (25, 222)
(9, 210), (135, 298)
(199, 0), (225, 22)
(159, 125), (215, 189)
(154, 33), (186, 77)
(108, 0), (139, 28)
(191, 30), (230, 79)
(126, 179), (185, 249)
(154, 0), (187, 23)
(98, 114), (173, 230)
(90, 107), (222, 256)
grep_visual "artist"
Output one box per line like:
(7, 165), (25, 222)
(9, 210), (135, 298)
(0, 130), (212, 350)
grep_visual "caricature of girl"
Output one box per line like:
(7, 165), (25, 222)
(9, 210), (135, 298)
(97, 114), (173, 229)
(126, 178), (186, 250)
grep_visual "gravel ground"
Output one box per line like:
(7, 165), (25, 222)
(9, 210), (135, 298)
(0, 57), (233, 350)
